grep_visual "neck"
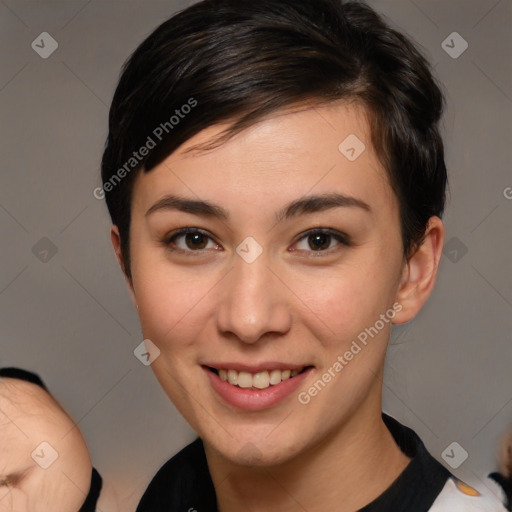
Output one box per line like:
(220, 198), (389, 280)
(204, 386), (411, 512)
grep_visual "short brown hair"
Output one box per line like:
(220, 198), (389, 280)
(101, 0), (447, 280)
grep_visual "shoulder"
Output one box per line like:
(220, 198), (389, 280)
(380, 412), (511, 512)
(429, 475), (509, 512)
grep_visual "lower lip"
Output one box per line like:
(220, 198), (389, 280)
(204, 367), (313, 411)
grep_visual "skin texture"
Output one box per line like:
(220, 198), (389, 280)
(0, 378), (92, 512)
(112, 101), (444, 511)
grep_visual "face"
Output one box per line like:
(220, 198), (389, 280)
(0, 378), (92, 512)
(122, 101), (411, 466)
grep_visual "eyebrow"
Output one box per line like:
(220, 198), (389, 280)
(0, 472), (24, 487)
(145, 195), (229, 220)
(145, 192), (371, 222)
(275, 193), (371, 222)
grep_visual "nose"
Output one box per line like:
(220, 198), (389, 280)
(216, 254), (292, 344)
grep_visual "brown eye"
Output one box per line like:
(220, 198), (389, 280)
(164, 228), (221, 254)
(293, 229), (350, 254)
(184, 232), (208, 250)
(307, 232), (331, 251)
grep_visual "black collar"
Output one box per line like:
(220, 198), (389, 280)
(137, 412), (451, 512)
(359, 413), (450, 511)
(79, 468), (103, 512)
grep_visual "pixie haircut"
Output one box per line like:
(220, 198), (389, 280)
(101, 0), (447, 280)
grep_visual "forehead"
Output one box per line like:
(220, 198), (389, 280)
(132, 101), (395, 217)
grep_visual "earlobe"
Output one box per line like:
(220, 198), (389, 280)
(393, 216), (445, 325)
(110, 226), (124, 273)
(110, 226), (137, 307)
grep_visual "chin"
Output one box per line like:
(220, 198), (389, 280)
(205, 425), (306, 468)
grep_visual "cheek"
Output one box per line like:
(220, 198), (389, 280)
(132, 255), (218, 347)
(290, 258), (399, 349)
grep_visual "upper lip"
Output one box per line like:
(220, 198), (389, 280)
(202, 362), (312, 373)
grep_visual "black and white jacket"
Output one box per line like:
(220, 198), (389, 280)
(136, 413), (512, 512)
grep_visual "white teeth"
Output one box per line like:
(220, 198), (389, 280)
(227, 369), (238, 385)
(252, 371), (270, 389)
(237, 371), (253, 388)
(269, 369), (282, 385)
(216, 367), (304, 389)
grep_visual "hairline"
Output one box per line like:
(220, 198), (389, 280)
(121, 95), (408, 282)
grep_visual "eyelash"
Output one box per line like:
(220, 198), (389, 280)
(162, 227), (351, 256)
(293, 228), (351, 254)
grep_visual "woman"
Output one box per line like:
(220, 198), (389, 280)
(99, 0), (512, 510)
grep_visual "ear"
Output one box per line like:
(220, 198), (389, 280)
(110, 225), (137, 308)
(393, 216), (445, 324)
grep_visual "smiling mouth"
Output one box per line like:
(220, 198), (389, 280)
(206, 366), (312, 390)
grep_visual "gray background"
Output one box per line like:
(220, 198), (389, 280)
(1, 0), (511, 508)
